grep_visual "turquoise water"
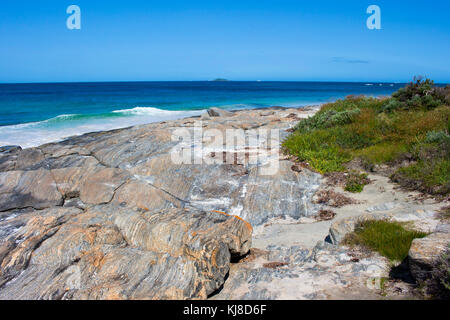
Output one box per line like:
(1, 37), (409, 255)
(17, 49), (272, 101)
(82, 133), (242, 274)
(0, 81), (402, 147)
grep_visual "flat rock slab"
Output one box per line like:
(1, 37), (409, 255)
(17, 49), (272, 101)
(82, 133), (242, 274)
(0, 169), (63, 211)
(207, 108), (235, 117)
(212, 242), (389, 300)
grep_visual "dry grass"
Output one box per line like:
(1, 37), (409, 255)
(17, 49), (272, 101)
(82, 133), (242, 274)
(315, 209), (336, 221)
(263, 262), (289, 269)
(313, 189), (359, 208)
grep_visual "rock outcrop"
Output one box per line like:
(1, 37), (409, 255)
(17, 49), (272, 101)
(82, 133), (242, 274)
(1, 106), (448, 300)
(0, 205), (251, 299)
(0, 107), (321, 300)
(207, 107), (234, 117)
(212, 242), (389, 300)
(409, 229), (450, 282)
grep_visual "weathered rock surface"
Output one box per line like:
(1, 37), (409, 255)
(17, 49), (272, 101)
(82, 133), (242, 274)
(0, 205), (251, 299)
(0, 107), (321, 300)
(231, 171), (448, 301)
(212, 242), (390, 300)
(409, 231), (450, 282)
(207, 107), (234, 117)
(0, 169), (64, 211)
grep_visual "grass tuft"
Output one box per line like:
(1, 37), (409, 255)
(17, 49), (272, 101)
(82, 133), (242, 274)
(344, 171), (370, 193)
(343, 220), (428, 262)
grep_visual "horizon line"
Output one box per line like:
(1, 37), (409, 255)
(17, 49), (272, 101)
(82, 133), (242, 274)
(0, 80), (431, 85)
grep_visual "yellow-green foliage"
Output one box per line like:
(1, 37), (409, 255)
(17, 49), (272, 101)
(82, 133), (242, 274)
(343, 220), (428, 262)
(283, 78), (450, 195)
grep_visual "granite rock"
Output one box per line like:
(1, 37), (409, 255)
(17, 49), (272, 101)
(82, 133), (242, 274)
(212, 242), (389, 300)
(409, 232), (450, 282)
(0, 107), (320, 299)
(207, 108), (234, 117)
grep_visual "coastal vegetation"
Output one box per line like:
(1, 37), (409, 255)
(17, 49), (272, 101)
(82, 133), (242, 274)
(343, 220), (428, 262)
(283, 77), (450, 196)
(344, 171), (371, 193)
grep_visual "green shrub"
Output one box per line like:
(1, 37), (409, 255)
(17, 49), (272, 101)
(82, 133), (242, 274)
(321, 95), (387, 113)
(355, 143), (409, 165)
(343, 220), (428, 262)
(393, 77), (435, 101)
(425, 130), (450, 144)
(393, 158), (450, 195)
(435, 85), (450, 105)
(295, 108), (360, 132)
(383, 99), (402, 113)
(344, 171), (370, 193)
(382, 77), (446, 112)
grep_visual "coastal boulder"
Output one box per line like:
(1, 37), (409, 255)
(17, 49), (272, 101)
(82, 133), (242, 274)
(0, 205), (252, 300)
(207, 107), (234, 117)
(408, 232), (450, 282)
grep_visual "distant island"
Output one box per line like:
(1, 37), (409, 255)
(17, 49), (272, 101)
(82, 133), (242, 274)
(211, 78), (230, 82)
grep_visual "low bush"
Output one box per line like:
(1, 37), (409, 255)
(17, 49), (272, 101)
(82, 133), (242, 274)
(344, 171), (370, 193)
(382, 77), (449, 113)
(295, 108), (360, 132)
(425, 130), (450, 144)
(343, 220), (428, 262)
(392, 158), (450, 196)
(283, 77), (450, 196)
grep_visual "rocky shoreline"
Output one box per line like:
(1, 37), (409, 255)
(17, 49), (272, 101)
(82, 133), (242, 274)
(0, 106), (448, 300)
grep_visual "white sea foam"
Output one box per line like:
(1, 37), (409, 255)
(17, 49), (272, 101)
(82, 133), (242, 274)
(113, 106), (201, 116)
(0, 107), (204, 148)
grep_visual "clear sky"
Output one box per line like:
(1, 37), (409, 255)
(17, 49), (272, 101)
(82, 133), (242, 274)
(0, 0), (449, 83)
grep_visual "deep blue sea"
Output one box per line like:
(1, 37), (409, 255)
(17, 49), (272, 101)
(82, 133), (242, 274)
(0, 81), (403, 147)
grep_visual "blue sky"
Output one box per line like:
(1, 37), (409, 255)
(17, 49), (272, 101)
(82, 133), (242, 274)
(0, 0), (449, 83)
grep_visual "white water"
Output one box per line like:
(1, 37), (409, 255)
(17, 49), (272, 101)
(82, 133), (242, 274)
(0, 107), (204, 148)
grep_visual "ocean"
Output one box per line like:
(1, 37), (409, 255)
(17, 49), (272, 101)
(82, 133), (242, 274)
(0, 81), (403, 148)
